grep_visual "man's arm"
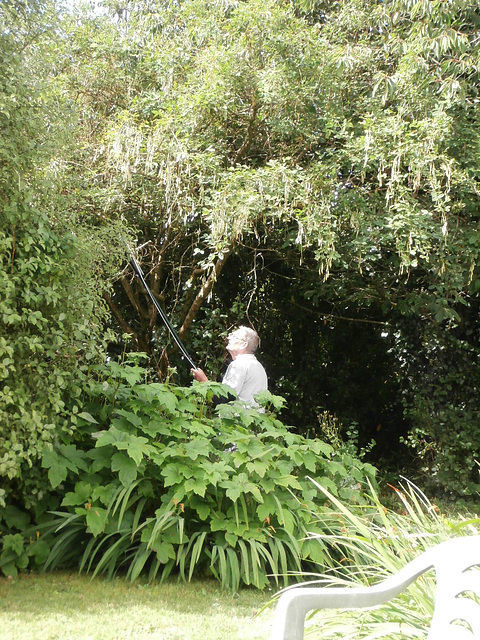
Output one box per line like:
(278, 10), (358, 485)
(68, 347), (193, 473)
(191, 367), (236, 406)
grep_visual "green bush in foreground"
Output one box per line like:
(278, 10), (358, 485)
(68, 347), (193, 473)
(0, 359), (377, 591)
(285, 479), (480, 639)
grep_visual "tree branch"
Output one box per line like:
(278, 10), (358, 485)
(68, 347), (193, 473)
(178, 249), (232, 339)
(103, 291), (150, 353)
(103, 291), (135, 336)
(290, 299), (387, 326)
(122, 274), (149, 320)
(233, 99), (259, 166)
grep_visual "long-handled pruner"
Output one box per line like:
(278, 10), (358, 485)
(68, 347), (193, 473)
(130, 255), (197, 370)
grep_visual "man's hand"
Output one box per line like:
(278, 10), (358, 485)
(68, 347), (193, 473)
(191, 368), (209, 382)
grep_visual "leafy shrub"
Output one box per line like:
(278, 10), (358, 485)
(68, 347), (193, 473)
(0, 5), (127, 506)
(1, 359), (377, 590)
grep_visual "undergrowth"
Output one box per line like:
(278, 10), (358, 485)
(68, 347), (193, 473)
(1, 357), (377, 591)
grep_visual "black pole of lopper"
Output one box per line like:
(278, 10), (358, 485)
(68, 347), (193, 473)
(130, 256), (197, 370)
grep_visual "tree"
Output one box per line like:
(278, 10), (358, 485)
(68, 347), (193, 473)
(19, 0), (480, 494)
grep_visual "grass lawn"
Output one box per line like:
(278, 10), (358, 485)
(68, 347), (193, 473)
(0, 572), (274, 640)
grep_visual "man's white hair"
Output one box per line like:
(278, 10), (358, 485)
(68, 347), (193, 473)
(238, 326), (260, 353)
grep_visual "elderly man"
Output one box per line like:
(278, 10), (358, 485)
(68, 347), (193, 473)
(192, 326), (268, 407)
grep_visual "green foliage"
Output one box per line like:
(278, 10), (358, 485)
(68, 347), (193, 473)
(51, 0), (480, 499)
(0, 1), (129, 506)
(0, 360), (377, 590)
(0, 506), (50, 578)
(394, 321), (480, 498)
(3, 0), (480, 524)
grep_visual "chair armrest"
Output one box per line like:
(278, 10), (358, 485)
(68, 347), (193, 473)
(271, 552), (435, 640)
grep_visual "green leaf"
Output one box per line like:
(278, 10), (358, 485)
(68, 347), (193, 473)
(328, 461), (349, 478)
(246, 459), (268, 478)
(113, 408), (143, 427)
(2, 506), (30, 530)
(314, 476), (339, 495)
(225, 531), (238, 547)
(92, 483), (119, 506)
(108, 361), (144, 386)
(61, 481), (92, 507)
(184, 438), (210, 460)
(309, 440), (333, 457)
(95, 427), (128, 448)
(86, 506), (108, 537)
(116, 434), (151, 466)
(111, 453), (138, 486)
(139, 418), (170, 438)
(254, 390), (286, 411)
(77, 411), (99, 424)
(275, 474), (302, 490)
(156, 388), (179, 414)
(0, 556), (18, 578)
(282, 509), (295, 534)
(184, 477), (207, 497)
(302, 538), (327, 564)
(87, 447), (113, 473)
(210, 512), (227, 532)
(2, 534), (24, 556)
(195, 503), (211, 521)
(152, 541), (175, 564)
(41, 445), (87, 488)
(222, 473), (264, 503)
(48, 462), (68, 489)
(236, 438), (265, 458)
(161, 463), (185, 487)
(225, 483), (242, 502)
(62, 493), (83, 507)
(26, 539), (50, 565)
(58, 445), (88, 472)
(256, 494), (277, 522)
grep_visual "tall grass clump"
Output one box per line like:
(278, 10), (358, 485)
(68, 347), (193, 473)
(286, 478), (480, 639)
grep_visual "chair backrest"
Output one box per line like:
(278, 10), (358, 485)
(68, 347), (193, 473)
(427, 536), (480, 638)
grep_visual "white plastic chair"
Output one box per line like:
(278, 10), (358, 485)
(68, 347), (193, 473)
(271, 536), (480, 640)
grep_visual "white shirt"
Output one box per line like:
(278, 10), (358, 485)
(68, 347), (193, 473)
(222, 353), (268, 407)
